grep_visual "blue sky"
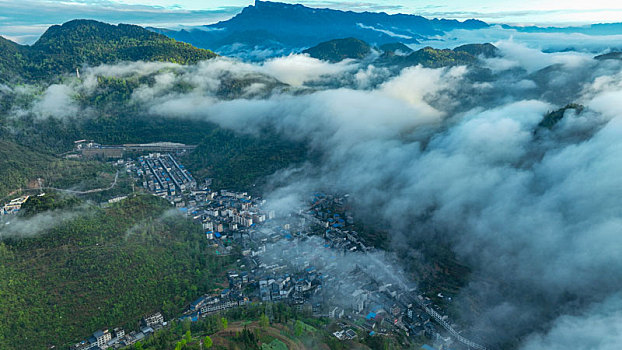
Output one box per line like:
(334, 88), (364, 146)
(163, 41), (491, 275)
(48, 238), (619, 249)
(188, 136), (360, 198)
(1, 0), (622, 44)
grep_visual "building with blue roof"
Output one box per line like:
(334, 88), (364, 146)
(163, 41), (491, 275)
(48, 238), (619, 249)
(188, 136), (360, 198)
(179, 312), (199, 322)
(190, 296), (206, 310)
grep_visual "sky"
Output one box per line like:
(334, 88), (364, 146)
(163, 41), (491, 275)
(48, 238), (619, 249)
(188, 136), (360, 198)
(1, 0), (622, 43)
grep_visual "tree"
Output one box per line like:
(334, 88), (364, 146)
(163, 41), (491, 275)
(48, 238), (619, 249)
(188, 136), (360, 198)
(259, 314), (269, 329)
(174, 341), (183, 350)
(294, 320), (304, 337)
(204, 335), (213, 348)
(221, 317), (228, 330)
(182, 318), (192, 333)
(134, 342), (144, 350)
(184, 330), (192, 343)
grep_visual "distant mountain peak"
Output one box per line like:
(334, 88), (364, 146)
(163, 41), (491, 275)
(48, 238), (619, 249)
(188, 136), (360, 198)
(254, 0), (294, 7)
(151, 1), (489, 60)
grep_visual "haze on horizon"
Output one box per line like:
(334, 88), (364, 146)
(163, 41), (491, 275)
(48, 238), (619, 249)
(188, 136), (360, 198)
(1, 0), (622, 44)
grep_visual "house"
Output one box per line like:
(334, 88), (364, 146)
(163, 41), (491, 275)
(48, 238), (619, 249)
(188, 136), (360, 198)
(142, 312), (164, 327)
(112, 328), (125, 339)
(199, 298), (240, 314)
(190, 296), (208, 311)
(203, 221), (214, 231)
(295, 280), (311, 292)
(259, 280), (271, 301)
(140, 326), (154, 335)
(333, 329), (356, 340)
(93, 329), (111, 348)
(1, 195), (30, 215)
(133, 332), (146, 342)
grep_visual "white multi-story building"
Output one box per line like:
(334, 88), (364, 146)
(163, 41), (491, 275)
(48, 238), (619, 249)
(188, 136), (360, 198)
(202, 221), (214, 231)
(142, 312), (164, 328)
(93, 329), (111, 348)
(233, 213), (253, 227)
(113, 328), (125, 339)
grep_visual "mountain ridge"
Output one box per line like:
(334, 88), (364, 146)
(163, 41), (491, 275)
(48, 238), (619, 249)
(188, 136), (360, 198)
(148, 0), (488, 59)
(0, 19), (216, 83)
(303, 38), (499, 68)
(302, 37), (372, 62)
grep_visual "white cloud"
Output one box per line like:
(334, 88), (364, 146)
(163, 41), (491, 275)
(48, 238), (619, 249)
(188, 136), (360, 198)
(9, 43), (622, 348)
(260, 54), (358, 86)
(32, 84), (78, 119)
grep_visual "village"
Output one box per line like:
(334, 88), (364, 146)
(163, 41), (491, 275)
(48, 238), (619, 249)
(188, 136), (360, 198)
(126, 153), (481, 350)
(0, 149), (480, 350)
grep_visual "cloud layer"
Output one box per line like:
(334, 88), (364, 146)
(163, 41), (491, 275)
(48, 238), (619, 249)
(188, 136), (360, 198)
(7, 43), (622, 348)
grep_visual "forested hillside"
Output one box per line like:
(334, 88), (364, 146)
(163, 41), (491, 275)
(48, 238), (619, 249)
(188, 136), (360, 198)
(0, 140), (127, 199)
(302, 37), (371, 62)
(303, 37), (498, 68)
(0, 195), (234, 349)
(2, 69), (308, 194)
(0, 20), (216, 83)
(0, 140), (54, 198)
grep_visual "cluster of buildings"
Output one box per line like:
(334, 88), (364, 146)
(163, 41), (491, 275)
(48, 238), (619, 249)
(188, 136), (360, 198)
(332, 328), (357, 340)
(0, 195), (30, 215)
(239, 193), (477, 349)
(70, 313), (165, 350)
(131, 153), (197, 198)
(305, 192), (369, 253)
(72, 140), (196, 160)
(197, 189), (272, 240)
(182, 286), (250, 322)
(65, 153), (480, 350)
(126, 154), (274, 245)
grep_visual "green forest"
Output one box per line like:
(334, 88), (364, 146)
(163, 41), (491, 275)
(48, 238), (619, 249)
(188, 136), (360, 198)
(1, 72), (308, 195)
(0, 20), (216, 84)
(0, 195), (235, 349)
